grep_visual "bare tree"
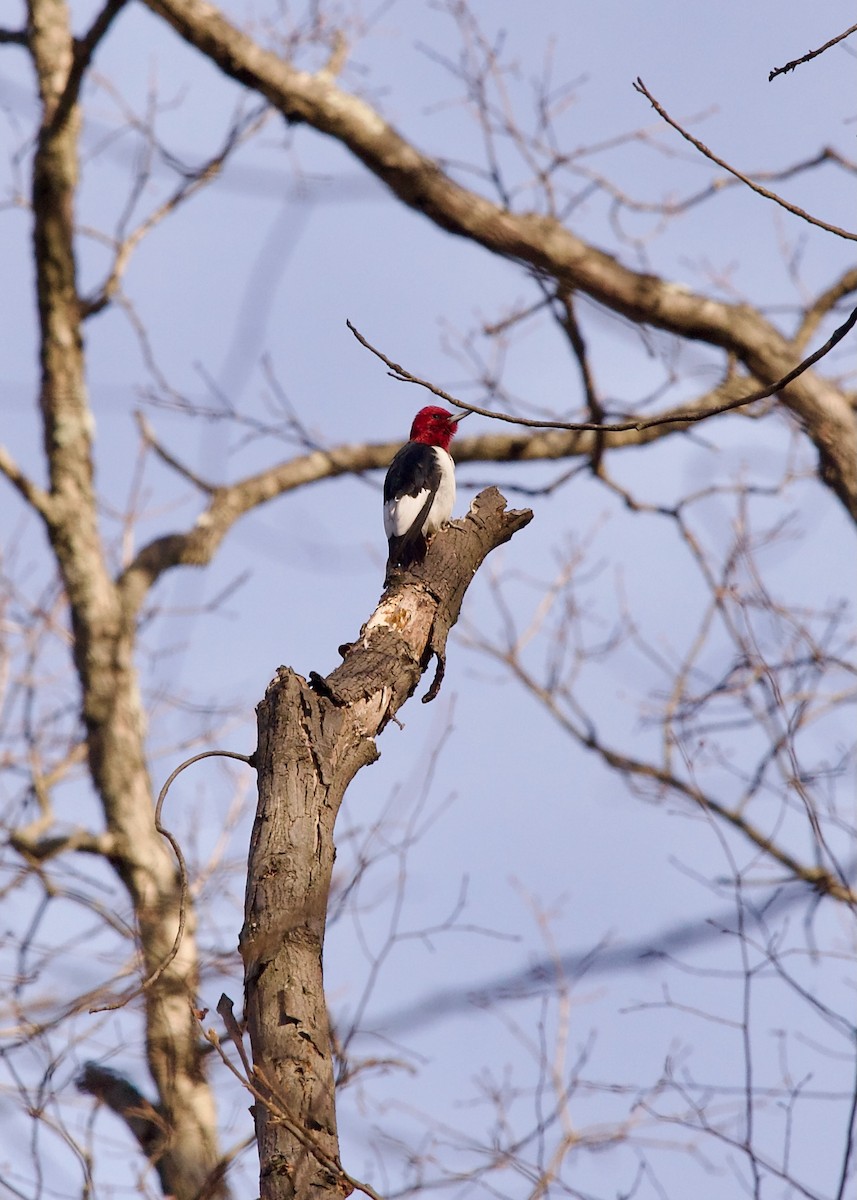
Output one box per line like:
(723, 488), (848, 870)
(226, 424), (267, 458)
(1, 3), (854, 1200)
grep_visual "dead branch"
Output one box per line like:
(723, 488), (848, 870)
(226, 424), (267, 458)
(769, 22), (857, 82)
(242, 489), (531, 1198)
(93, 748), (254, 1013)
(139, 0), (857, 522)
(81, 105), (270, 317)
(633, 78), (857, 242)
(348, 306), (857, 432)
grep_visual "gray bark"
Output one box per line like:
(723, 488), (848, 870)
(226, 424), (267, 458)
(241, 489), (532, 1198)
(21, 4), (226, 1195)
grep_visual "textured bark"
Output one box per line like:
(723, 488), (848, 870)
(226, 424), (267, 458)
(5, 4), (853, 1194)
(143, 0), (857, 524)
(23, 4), (225, 1196)
(242, 489), (532, 1199)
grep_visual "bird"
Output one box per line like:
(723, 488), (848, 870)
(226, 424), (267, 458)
(383, 405), (469, 574)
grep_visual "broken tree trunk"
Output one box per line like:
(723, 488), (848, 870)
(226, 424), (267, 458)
(240, 488), (532, 1199)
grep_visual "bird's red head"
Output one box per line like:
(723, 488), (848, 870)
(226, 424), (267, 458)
(409, 406), (466, 450)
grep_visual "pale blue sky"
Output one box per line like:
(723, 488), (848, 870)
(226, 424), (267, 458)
(0, 3), (854, 1196)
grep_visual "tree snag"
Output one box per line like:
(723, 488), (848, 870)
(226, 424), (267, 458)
(241, 489), (531, 1199)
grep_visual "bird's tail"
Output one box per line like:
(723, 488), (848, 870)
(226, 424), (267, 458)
(385, 530), (428, 582)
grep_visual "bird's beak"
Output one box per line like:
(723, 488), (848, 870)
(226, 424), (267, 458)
(451, 408), (472, 423)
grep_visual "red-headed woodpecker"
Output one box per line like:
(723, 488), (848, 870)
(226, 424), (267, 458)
(384, 406), (469, 573)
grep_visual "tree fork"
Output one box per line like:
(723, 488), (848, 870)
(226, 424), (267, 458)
(241, 489), (532, 1199)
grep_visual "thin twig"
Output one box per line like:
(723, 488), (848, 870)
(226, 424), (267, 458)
(81, 105), (270, 317)
(64, 1), (129, 108)
(347, 303), (857, 433)
(633, 78), (857, 242)
(794, 266), (857, 352)
(0, 445), (55, 521)
(216, 994), (253, 1078)
(834, 1052), (857, 1200)
(136, 411), (217, 493)
(203, 1018), (386, 1200)
(91, 749), (254, 1013)
(769, 22), (857, 82)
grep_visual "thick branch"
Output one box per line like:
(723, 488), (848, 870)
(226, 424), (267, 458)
(243, 489), (531, 1199)
(24, 3), (224, 1195)
(11, 826), (116, 861)
(77, 1064), (169, 1186)
(118, 363), (798, 620)
(142, 0), (857, 522)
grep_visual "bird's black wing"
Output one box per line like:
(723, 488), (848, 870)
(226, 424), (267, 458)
(384, 442), (441, 570)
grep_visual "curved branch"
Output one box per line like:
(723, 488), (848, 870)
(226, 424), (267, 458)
(119, 289), (857, 620)
(140, 0), (857, 522)
(77, 1063), (167, 1167)
(633, 78), (857, 242)
(501, 652), (856, 906)
(794, 266), (857, 352)
(349, 306), (857, 433)
(113, 377), (752, 619)
(81, 105), (270, 318)
(573, 147), (856, 223)
(94, 749), (255, 1014)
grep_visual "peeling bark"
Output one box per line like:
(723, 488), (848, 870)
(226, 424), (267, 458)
(6, 4), (854, 1196)
(243, 490), (532, 1198)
